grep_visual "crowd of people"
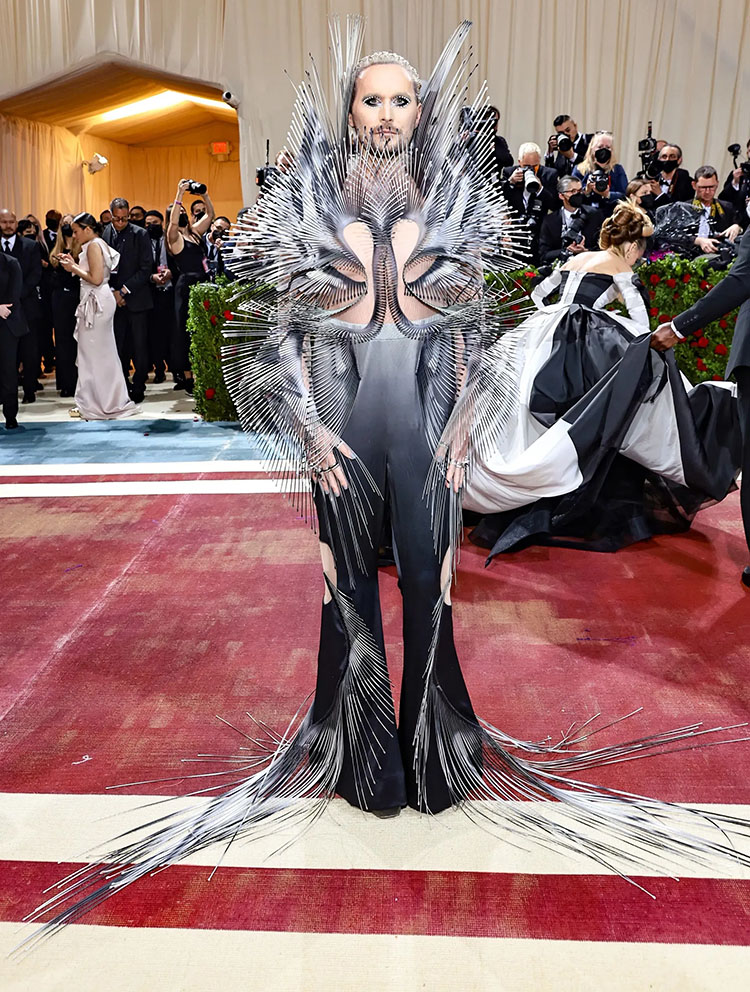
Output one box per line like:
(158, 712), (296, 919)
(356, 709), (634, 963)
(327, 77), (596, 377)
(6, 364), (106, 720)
(2, 110), (749, 432)
(0, 187), (234, 429)
(482, 108), (750, 266)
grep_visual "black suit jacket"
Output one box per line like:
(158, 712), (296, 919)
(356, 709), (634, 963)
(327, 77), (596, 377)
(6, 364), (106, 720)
(102, 223), (154, 312)
(493, 135), (514, 171)
(547, 133), (593, 176)
(654, 168), (694, 206)
(5, 235), (42, 322)
(673, 231), (750, 376)
(538, 205), (605, 264)
(0, 251), (29, 337)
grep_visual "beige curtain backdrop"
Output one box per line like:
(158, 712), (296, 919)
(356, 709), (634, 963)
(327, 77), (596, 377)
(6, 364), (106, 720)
(2, 0), (750, 214)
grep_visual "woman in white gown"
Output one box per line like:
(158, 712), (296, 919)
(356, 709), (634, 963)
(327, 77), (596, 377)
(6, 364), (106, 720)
(465, 201), (741, 556)
(58, 212), (137, 420)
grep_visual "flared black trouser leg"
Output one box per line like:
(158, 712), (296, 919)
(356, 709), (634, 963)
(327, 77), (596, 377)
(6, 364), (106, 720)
(735, 367), (750, 555)
(311, 334), (476, 813)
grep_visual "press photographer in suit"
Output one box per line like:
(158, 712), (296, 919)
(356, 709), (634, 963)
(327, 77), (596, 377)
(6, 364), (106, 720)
(102, 197), (154, 403)
(0, 208), (42, 404)
(537, 175), (605, 264)
(651, 232), (750, 587)
(0, 244), (27, 428)
(501, 143), (558, 263)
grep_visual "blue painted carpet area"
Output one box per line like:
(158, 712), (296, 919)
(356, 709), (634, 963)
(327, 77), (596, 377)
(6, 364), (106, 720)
(0, 420), (265, 464)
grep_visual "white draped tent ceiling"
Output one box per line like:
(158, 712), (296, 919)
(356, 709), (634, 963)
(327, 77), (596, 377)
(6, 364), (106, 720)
(2, 0), (750, 220)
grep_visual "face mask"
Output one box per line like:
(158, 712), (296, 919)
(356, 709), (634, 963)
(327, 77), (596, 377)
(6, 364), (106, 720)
(192, 209), (206, 221)
(147, 224), (163, 240)
(659, 159), (678, 174)
(61, 223), (73, 238)
(594, 147), (612, 164)
(178, 213), (189, 228)
(567, 192), (584, 208)
(639, 194), (656, 212)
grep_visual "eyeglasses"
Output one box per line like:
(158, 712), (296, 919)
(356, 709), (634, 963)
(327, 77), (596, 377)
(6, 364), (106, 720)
(695, 184), (717, 191)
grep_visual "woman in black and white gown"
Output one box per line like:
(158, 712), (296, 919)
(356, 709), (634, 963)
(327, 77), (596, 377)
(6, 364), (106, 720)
(466, 201), (741, 556)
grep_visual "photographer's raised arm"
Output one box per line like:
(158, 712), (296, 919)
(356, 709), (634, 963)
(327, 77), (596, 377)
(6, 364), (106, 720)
(192, 191), (215, 237)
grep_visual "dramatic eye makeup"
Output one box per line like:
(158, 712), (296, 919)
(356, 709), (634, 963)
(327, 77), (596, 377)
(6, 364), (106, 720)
(361, 94), (412, 107)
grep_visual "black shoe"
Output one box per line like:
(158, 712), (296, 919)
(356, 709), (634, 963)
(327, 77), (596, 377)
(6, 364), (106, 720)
(131, 391), (145, 404)
(59, 389), (74, 398)
(184, 378), (194, 395)
(154, 372), (166, 384)
(5, 417), (18, 429)
(742, 567), (750, 589)
(35, 381), (44, 391)
(172, 376), (186, 391)
(22, 392), (36, 404)
(370, 807), (402, 819)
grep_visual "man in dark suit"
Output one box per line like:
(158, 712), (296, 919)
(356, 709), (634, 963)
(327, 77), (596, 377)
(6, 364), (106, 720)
(501, 143), (558, 263)
(39, 209), (60, 375)
(203, 216), (231, 281)
(0, 208), (42, 403)
(651, 233), (750, 587)
(545, 114), (592, 177)
(0, 245), (27, 428)
(653, 144), (694, 206)
(144, 209), (174, 383)
(537, 175), (605, 264)
(102, 197), (154, 403)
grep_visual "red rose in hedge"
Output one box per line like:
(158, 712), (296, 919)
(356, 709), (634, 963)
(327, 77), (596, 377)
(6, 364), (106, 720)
(210, 315), (217, 325)
(202, 299), (210, 310)
(714, 343), (728, 356)
(657, 314), (671, 324)
(719, 319), (728, 329)
(666, 277), (676, 288)
(700, 280), (710, 290)
(697, 336), (709, 348)
(223, 310), (233, 320)
(649, 307), (658, 317)
(696, 358), (707, 371)
(510, 303), (520, 312)
(204, 387), (216, 399)
(682, 273), (691, 283)
(712, 374), (722, 380)
(649, 273), (661, 285)
(524, 271), (535, 279)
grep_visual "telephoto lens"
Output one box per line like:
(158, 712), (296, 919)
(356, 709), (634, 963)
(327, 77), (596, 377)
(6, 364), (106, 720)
(187, 181), (207, 194)
(557, 134), (572, 153)
(523, 168), (542, 193)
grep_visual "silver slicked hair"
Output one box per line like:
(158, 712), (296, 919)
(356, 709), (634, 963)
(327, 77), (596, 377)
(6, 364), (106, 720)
(351, 50), (422, 99)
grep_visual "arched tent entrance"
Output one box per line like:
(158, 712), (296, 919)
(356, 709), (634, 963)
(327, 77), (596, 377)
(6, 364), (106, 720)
(0, 57), (243, 222)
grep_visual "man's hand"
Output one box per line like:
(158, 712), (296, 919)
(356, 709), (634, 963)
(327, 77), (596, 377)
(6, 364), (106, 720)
(113, 289), (126, 308)
(314, 441), (354, 497)
(547, 136), (558, 154)
(510, 167), (524, 185)
(733, 167), (743, 187)
(0, 303), (12, 319)
(695, 236), (720, 253)
(567, 240), (586, 254)
(650, 322), (680, 351)
(724, 224), (742, 243)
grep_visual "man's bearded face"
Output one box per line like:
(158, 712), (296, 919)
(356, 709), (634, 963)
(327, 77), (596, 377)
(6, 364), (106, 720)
(348, 63), (422, 154)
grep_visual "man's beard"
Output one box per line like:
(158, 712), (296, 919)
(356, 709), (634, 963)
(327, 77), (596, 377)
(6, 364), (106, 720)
(358, 126), (411, 156)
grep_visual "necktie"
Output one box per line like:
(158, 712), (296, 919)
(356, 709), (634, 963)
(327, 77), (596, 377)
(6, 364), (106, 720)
(3, 240), (10, 253)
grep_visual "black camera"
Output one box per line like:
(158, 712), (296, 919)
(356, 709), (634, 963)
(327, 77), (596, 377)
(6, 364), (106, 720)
(728, 143), (750, 200)
(186, 180), (207, 195)
(255, 165), (280, 188)
(636, 120), (660, 181)
(556, 134), (573, 153)
(589, 169), (610, 193)
(561, 214), (585, 249)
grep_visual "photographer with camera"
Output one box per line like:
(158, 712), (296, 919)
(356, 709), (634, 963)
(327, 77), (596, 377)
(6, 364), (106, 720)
(573, 131), (628, 205)
(167, 179), (215, 394)
(545, 114), (592, 177)
(204, 215), (231, 281)
(652, 144), (693, 206)
(690, 165), (742, 253)
(537, 175), (605, 264)
(721, 140), (750, 223)
(501, 142), (557, 262)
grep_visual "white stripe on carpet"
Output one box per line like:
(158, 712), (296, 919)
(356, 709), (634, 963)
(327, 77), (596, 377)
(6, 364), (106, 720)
(0, 480), (308, 497)
(2, 925), (749, 992)
(0, 461), (271, 476)
(2, 793), (749, 879)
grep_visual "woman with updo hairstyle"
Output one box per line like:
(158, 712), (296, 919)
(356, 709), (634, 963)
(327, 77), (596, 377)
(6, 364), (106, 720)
(466, 200), (740, 556)
(56, 212), (137, 419)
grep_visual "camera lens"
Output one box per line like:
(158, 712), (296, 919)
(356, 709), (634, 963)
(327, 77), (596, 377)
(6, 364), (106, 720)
(557, 135), (572, 152)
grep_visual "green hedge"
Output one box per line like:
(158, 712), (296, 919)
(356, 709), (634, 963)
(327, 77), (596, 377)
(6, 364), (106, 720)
(189, 255), (739, 421)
